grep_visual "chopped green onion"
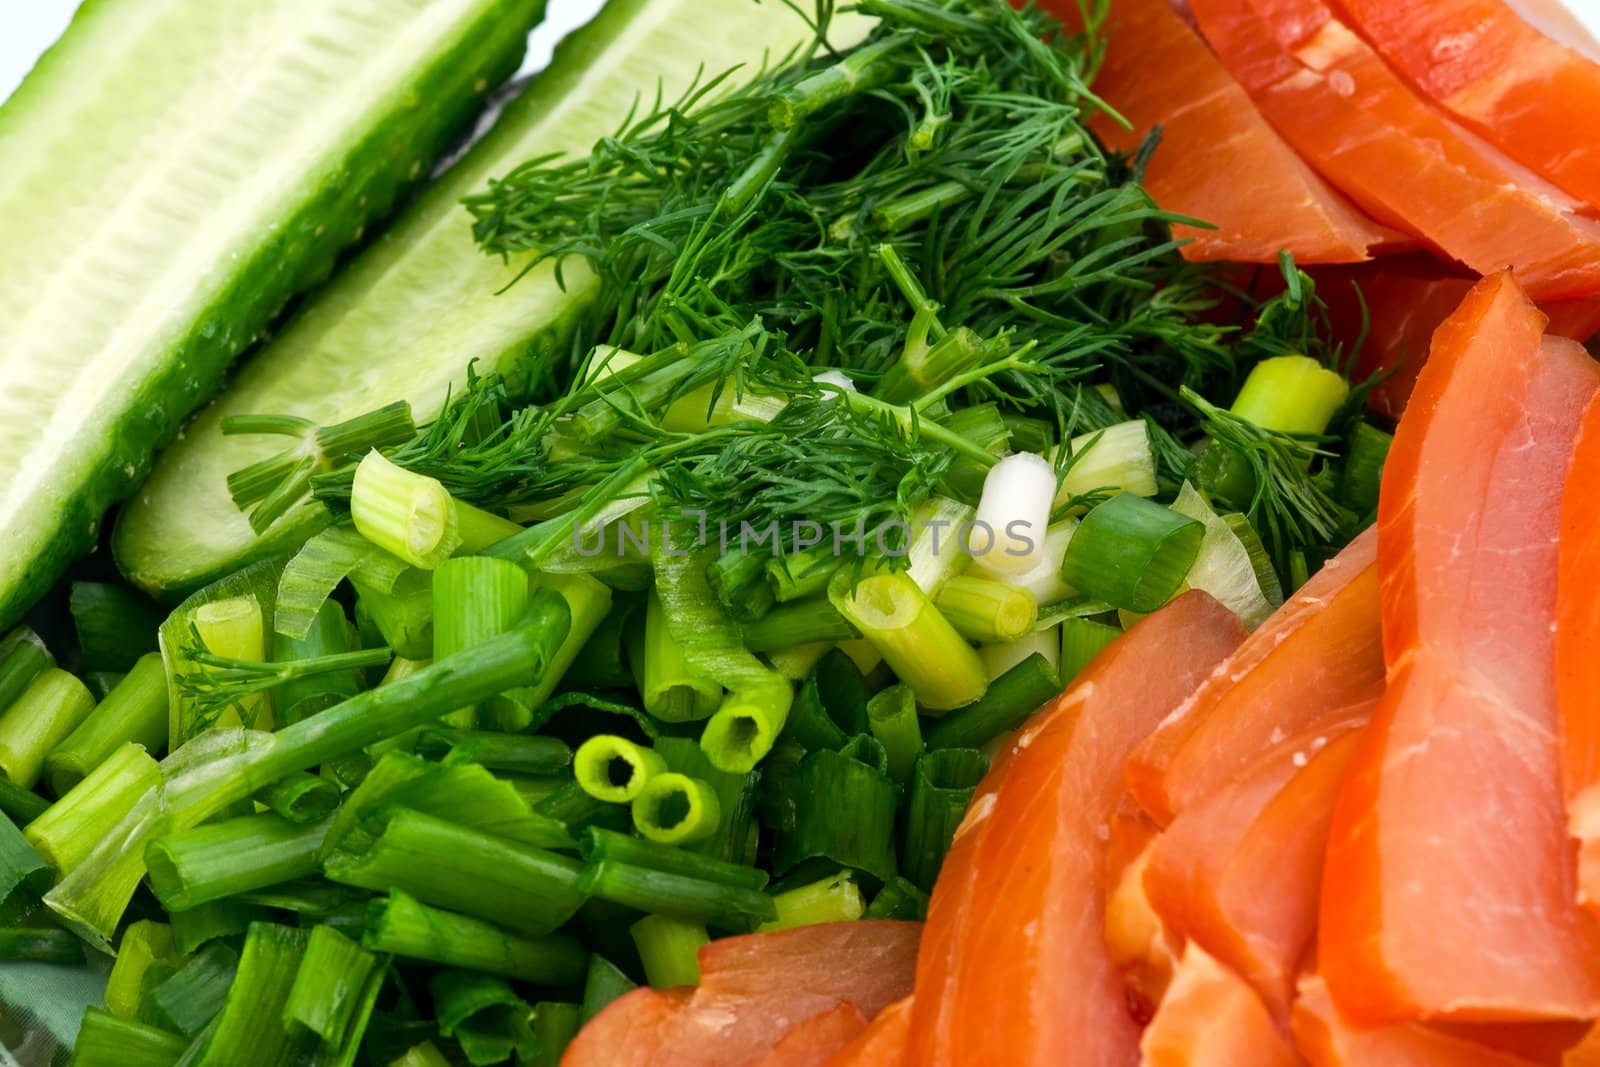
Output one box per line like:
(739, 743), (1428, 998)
(1231, 355), (1350, 436)
(0, 668), (95, 788)
(1059, 616), (1123, 684)
(170, 899), (267, 955)
(26, 742), (159, 874)
(699, 682), (794, 774)
(351, 451), (462, 570)
(0, 627), (52, 716)
(284, 924), (385, 1059)
(325, 807), (585, 936)
(191, 595), (270, 731)
(72, 1009), (187, 1067)
(564, 596), (639, 690)
(632, 773), (721, 846)
(145, 940), (238, 1035)
(0, 811), (48, 910)
(579, 859), (778, 931)
(1340, 422), (1392, 515)
(830, 571), (986, 712)
(455, 501), (525, 555)
(904, 748), (990, 890)
(923, 652), (1061, 751)
(967, 519), (1078, 606)
(271, 600), (365, 725)
(354, 571), (435, 660)
(256, 771), (341, 824)
(430, 968), (537, 1066)
(105, 920), (175, 1018)
(533, 781), (632, 835)
(640, 589), (722, 723)
(766, 549), (840, 604)
(631, 914), (707, 989)
(969, 452), (1056, 575)
(528, 1002), (583, 1067)
(432, 556), (531, 730)
(389, 1043), (454, 1067)
(0, 777), (47, 825)
(864, 876), (929, 921)
(274, 525), (401, 642)
(741, 598), (858, 653)
(1060, 493), (1204, 614)
(575, 735), (667, 804)
(203, 923), (317, 1066)
(934, 575), (1039, 643)
(760, 870), (865, 931)
(866, 684), (922, 783)
(873, 325), (985, 404)
(416, 729), (571, 776)
(46, 652), (167, 795)
(581, 955), (637, 1023)
(905, 497), (976, 597)
(708, 548), (777, 622)
(363, 890), (588, 984)
(83, 671), (126, 701)
(1171, 482), (1279, 629)
(525, 572), (615, 710)
(68, 582), (163, 673)
(766, 641), (833, 682)
(652, 737), (761, 867)
(979, 625), (1061, 680)
(782, 651), (869, 752)
(581, 827), (769, 891)
(146, 812), (327, 912)
(1053, 420), (1159, 506)
(0, 925), (83, 964)
(773, 736), (898, 884)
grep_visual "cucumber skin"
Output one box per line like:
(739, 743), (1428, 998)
(0, 0), (545, 630)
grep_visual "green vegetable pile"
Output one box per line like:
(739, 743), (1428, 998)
(0, 0), (1390, 1064)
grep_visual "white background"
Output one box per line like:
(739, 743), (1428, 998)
(3, 0), (1600, 108)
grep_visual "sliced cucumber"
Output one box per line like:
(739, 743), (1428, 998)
(0, 0), (545, 628)
(115, 0), (870, 600)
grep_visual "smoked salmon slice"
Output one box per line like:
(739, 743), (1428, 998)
(1321, 273), (1600, 1024)
(1558, 393), (1600, 913)
(1139, 946), (1302, 1067)
(1293, 975), (1545, 1067)
(562, 921), (920, 1067)
(1145, 723), (1366, 1020)
(906, 590), (1245, 1067)
(1125, 525), (1382, 826)
(753, 1003), (869, 1067)
(1045, 0), (1396, 263)
(1330, 0), (1600, 212)
(1186, 0), (1600, 301)
(1105, 812), (1180, 1016)
(822, 997), (913, 1067)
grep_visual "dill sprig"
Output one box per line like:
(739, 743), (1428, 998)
(175, 628), (393, 735)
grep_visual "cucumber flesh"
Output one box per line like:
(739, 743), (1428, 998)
(115, 0), (871, 600)
(0, 0), (545, 628)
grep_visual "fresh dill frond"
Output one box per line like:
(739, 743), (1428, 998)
(176, 629), (393, 735)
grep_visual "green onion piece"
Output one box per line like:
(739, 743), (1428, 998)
(632, 773), (721, 846)
(741, 599), (858, 653)
(767, 641), (833, 682)
(565, 596), (640, 690)
(69, 583), (163, 673)
(202, 923), (316, 1066)
(1060, 493), (1204, 614)
(416, 729), (571, 776)
(830, 571), (986, 712)
(363, 890), (587, 984)
(0, 811), (50, 908)
(923, 652), (1061, 751)
(873, 325), (985, 404)
(773, 736), (898, 884)
(630, 914), (706, 989)
(0, 777), (47, 826)
(72, 1009), (186, 1067)
(528, 1002), (583, 1067)
(46, 653), (167, 795)
(941, 402), (1015, 499)
(351, 451), (462, 570)
(1170, 482), (1279, 629)
(760, 870), (864, 932)
(146, 812), (326, 912)
(652, 737), (761, 866)
(430, 969), (537, 1066)
(581, 955), (637, 1023)
(782, 651), (870, 753)
(579, 859), (778, 931)
(640, 590), (722, 723)
(326, 807), (585, 936)
(766, 549), (840, 604)
(864, 876), (929, 921)
(979, 624), (1061, 681)
(967, 519), (1078, 608)
(145, 941), (238, 1035)
(532, 781), (632, 835)
(708, 549), (777, 623)
(284, 924), (378, 1044)
(525, 572), (615, 710)
(866, 684), (922, 783)
(271, 600), (364, 725)
(581, 828), (769, 891)
(575, 735), (667, 804)
(904, 748), (991, 890)
(933, 575), (1039, 644)
(354, 571), (435, 660)
(1053, 420), (1159, 506)
(274, 526), (398, 642)
(1059, 617), (1123, 685)
(0, 628), (52, 716)
(169, 899), (268, 955)
(455, 501), (524, 555)
(0, 669), (95, 788)
(1340, 422), (1392, 515)
(388, 1043), (453, 1067)
(1231, 355), (1350, 436)
(255, 771), (341, 824)
(26, 742), (159, 874)
(699, 683), (794, 774)
(106, 920), (175, 1018)
(432, 556), (531, 731)
(0, 925), (83, 964)
(905, 497), (977, 599)
(191, 595), (271, 731)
